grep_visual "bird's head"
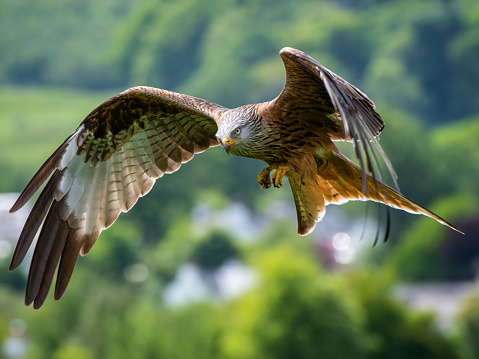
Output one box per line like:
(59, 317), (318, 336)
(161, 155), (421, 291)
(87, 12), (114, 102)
(217, 125), (244, 155)
(216, 108), (258, 156)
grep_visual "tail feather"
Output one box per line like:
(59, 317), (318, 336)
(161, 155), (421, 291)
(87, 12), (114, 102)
(289, 175), (326, 236)
(287, 151), (462, 236)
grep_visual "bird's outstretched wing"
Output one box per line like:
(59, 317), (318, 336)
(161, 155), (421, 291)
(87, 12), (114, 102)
(269, 47), (399, 191)
(9, 86), (227, 308)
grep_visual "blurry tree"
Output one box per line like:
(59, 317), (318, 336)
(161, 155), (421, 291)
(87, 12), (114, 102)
(375, 108), (438, 205)
(0, 0), (135, 89)
(0, 259), (25, 292)
(387, 194), (477, 281)
(83, 217), (143, 281)
(191, 231), (239, 271)
(456, 294), (479, 359)
(0, 288), (27, 357)
(25, 273), (221, 359)
(347, 270), (461, 359)
(220, 245), (371, 359)
(2, 0), (478, 125)
(360, 0), (479, 124)
(4, 228), (465, 359)
(431, 116), (479, 197)
(111, 0), (218, 89)
(51, 343), (94, 359)
(144, 218), (204, 282)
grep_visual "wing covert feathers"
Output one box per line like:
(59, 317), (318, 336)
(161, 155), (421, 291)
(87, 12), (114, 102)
(274, 47), (400, 195)
(10, 86), (225, 308)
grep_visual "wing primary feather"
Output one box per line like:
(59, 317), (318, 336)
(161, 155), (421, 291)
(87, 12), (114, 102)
(33, 221), (69, 309)
(329, 72), (400, 194)
(9, 173), (60, 271)
(10, 129), (82, 213)
(370, 135), (400, 192)
(10, 152), (61, 213)
(359, 201), (371, 241)
(355, 126), (392, 244)
(32, 221), (69, 309)
(333, 102), (393, 244)
(24, 201), (62, 305)
(383, 208), (391, 243)
(54, 230), (86, 301)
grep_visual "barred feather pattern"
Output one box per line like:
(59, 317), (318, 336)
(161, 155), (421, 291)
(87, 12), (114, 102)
(10, 48), (462, 309)
(9, 87), (224, 308)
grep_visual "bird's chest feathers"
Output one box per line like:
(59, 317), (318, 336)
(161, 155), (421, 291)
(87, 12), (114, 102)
(261, 117), (329, 158)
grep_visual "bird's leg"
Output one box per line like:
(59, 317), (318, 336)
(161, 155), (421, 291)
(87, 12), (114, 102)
(271, 165), (290, 188)
(258, 166), (272, 189)
(258, 164), (291, 189)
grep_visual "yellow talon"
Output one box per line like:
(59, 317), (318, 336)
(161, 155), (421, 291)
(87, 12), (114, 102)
(258, 167), (272, 189)
(272, 165), (290, 188)
(258, 165), (290, 189)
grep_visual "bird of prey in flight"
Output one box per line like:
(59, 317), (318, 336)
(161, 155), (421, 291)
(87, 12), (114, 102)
(9, 47), (461, 308)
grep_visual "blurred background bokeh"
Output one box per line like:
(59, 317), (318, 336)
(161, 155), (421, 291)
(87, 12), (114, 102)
(1, 0), (479, 358)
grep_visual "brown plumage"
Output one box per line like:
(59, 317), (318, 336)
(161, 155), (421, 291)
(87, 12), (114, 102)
(9, 47), (461, 308)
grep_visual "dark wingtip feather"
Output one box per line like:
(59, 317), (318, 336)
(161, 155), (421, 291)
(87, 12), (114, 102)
(54, 236), (83, 301)
(383, 207), (391, 243)
(9, 139), (71, 213)
(10, 169), (51, 213)
(24, 203), (63, 306)
(28, 218), (70, 308)
(33, 297), (46, 310)
(9, 174), (60, 272)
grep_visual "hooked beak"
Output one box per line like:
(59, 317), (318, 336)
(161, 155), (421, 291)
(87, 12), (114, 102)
(221, 137), (240, 155)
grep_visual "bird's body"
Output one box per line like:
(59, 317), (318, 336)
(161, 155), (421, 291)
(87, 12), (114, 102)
(9, 47), (461, 308)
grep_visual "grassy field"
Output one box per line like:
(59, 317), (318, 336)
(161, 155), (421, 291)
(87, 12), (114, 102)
(0, 86), (120, 192)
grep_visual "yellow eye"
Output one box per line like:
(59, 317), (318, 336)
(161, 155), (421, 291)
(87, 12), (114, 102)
(234, 127), (241, 135)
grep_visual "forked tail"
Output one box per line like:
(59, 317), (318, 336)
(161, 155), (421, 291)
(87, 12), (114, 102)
(287, 151), (462, 236)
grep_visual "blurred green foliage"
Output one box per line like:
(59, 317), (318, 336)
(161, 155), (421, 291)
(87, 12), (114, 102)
(1, 240), (463, 359)
(220, 245), (371, 359)
(2, 0), (479, 121)
(346, 271), (461, 359)
(457, 294), (479, 359)
(1, 0), (479, 358)
(388, 194), (478, 281)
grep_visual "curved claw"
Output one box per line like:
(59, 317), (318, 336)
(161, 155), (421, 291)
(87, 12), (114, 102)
(258, 167), (272, 189)
(272, 165), (290, 188)
(258, 165), (291, 189)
